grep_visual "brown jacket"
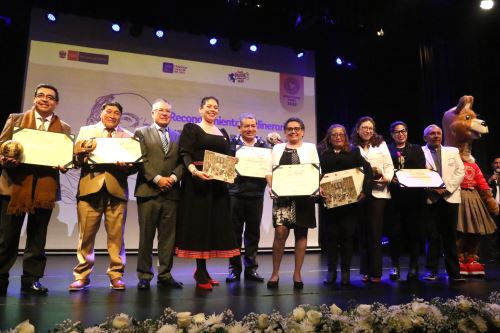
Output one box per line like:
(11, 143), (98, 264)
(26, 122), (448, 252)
(0, 111), (71, 198)
(75, 123), (135, 201)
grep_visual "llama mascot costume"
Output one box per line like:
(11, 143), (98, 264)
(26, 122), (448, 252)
(442, 95), (499, 277)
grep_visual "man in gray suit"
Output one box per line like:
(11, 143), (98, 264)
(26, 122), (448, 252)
(134, 98), (185, 289)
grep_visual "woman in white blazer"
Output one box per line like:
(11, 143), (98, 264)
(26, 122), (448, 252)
(265, 117), (319, 289)
(351, 116), (394, 283)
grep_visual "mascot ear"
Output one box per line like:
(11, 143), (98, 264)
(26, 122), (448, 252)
(456, 95), (474, 114)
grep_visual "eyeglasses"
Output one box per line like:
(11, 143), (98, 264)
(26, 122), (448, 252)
(286, 127), (303, 132)
(153, 108), (171, 113)
(331, 133), (345, 138)
(393, 129), (407, 135)
(360, 126), (374, 132)
(35, 93), (57, 102)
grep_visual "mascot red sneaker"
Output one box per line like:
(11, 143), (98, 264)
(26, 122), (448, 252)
(442, 95), (499, 277)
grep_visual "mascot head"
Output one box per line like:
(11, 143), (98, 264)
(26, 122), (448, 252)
(442, 95), (489, 162)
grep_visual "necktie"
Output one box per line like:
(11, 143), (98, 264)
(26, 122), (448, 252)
(38, 118), (47, 131)
(430, 148), (442, 175)
(105, 128), (114, 138)
(159, 128), (169, 154)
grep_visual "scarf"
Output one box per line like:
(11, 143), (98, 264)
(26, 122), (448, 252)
(7, 110), (63, 214)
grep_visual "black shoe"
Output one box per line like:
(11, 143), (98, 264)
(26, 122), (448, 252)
(21, 281), (48, 295)
(423, 272), (438, 281)
(389, 267), (400, 281)
(340, 271), (350, 286)
(323, 271), (337, 285)
(0, 280), (8, 296)
(449, 276), (466, 284)
(266, 279), (279, 289)
(158, 278), (183, 289)
(293, 280), (304, 289)
(137, 279), (150, 290)
(226, 272), (241, 282)
(244, 271), (264, 282)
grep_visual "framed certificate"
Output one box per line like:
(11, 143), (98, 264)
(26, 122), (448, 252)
(235, 145), (272, 178)
(271, 163), (320, 197)
(320, 168), (365, 209)
(202, 150), (237, 183)
(395, 169), (444, 188)
(87, 137), (143, 164)
(13, 127), (74, 168)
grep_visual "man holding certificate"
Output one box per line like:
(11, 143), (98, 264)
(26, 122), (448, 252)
(69, 102), (135, 291)
(226, 113), (270, 283)
(0, 83), (71, 295)
(421, 124), (465, 283)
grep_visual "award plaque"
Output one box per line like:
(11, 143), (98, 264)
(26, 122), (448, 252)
(87, 137), (143, 164)
(202, 150), (237, 183)
(12, 127), (74, 168)
(271, 163), (320, 197)
(235, 145), (272, 178)
(395, 169), (445, 188)
(320, 168), (365, 208)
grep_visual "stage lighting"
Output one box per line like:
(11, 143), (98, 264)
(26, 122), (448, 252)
(46, 12), (57, 22)
(111, 23), (121, 32)
(335, 57), (343, 65)
(376, 28), (384, 37)
(480, 0), (494, 10)
(297, 52), (304, 58)
(155, 30), (165, 38)
(249, 44), (257, 52)
(209, 37), (218, 45)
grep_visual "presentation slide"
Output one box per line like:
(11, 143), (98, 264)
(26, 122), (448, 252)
(18, 10), (317, 251)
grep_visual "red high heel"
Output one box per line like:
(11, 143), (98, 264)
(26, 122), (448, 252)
(194, 270), (213, 291)
(208, 278), (220, 286)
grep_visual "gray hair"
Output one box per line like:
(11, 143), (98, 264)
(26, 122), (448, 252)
(423, 124), (441, 137)
(239, 113), (257, 125)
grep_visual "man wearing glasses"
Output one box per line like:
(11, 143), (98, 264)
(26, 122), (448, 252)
(0, 83), (71, 295)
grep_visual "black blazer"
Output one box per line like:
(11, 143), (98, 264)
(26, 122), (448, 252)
(134, 125), (185, 199)
(388, 142), (426, 170)
(318, 145), (373, 196)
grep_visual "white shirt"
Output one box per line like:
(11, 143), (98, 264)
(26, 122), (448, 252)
(35, 111), (53, 131)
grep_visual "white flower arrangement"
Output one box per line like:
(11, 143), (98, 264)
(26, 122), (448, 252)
(2, 292), (499, 333)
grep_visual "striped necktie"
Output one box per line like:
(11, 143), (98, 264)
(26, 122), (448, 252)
(38, 118), (47, 131)
(159, 127), (169, 154)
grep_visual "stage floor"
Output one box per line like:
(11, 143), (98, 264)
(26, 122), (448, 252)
(1, 253), (499, 331)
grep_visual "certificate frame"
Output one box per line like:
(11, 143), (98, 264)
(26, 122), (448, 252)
(271, 163), (320, 197)
(395, 169), (445, 188)
(202, 150), (237, 183)
(87, 137), (144, 164)
(13, 127), (75, 168)
(235, 145), (272, 178)
(320, 168), (365, 209)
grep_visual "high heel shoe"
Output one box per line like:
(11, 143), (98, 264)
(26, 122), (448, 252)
(208, 278), (220, 286)
(266, 278), (279, 289)
(194, 271), (213, 291)
(323, 271), (337, 285)
(293, 280), (304, 289)
(340, 271), (350, 286)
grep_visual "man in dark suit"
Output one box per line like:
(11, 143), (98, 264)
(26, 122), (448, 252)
(226, 113), (269, 283)
(69, 102), (135, 291)
(0, 83), (71, 295)
(134, 98), (185, 289)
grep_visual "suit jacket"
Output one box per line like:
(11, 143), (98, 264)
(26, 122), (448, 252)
(134, 125), (185, 199)
(422, 145), (464, 204)
(75, 123), (134, 201)
(0, 111), (71, 198)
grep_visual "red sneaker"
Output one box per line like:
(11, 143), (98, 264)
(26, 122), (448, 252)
(468, 260), (485, 277)
(459, 258), (470, 276)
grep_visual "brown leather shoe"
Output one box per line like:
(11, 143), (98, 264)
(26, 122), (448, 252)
(68, 279), (90, 291)
(110, 278), (126, 290)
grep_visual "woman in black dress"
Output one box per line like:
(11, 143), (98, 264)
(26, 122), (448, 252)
(318, 124), (372, 285)
(176, 96), (239, 290)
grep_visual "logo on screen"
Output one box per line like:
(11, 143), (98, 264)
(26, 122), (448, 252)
(228, 71), (249, 83)
(162, 62), (188, 74)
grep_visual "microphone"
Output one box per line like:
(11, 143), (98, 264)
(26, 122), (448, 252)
(267, 132), (282, 146)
